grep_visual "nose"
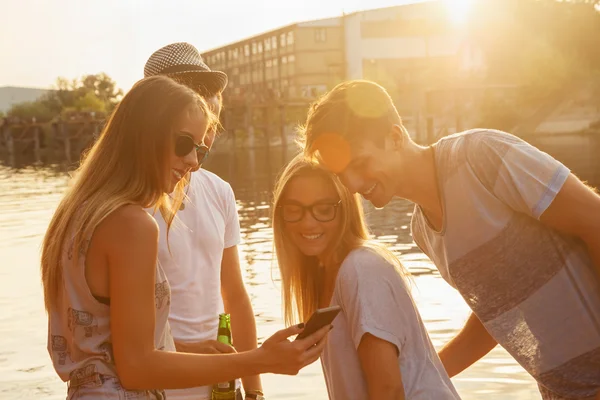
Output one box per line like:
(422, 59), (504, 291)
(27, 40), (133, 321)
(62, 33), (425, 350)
(298, 209), (320, 228)
(182, 149), (199, 170)
(338, 170), (363, 194)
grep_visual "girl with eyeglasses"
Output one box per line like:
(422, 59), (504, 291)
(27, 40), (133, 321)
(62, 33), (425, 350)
(272, 154), (461, 400)
(41, 76), (330, 399)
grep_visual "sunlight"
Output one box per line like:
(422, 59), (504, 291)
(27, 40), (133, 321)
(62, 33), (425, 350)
(445, 0), (473, 25)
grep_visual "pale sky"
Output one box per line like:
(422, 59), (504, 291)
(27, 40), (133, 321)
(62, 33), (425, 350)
(0, 0), (428, 91)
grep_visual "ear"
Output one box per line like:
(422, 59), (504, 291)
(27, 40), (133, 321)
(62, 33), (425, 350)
(386, 125), (405, 151)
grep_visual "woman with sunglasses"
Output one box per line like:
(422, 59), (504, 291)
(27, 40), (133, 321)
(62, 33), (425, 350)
(272, 154), (460, 400)
(41, 76), (330, 399)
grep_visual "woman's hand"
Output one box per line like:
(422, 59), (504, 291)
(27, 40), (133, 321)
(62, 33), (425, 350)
(257, 324), (331, 375)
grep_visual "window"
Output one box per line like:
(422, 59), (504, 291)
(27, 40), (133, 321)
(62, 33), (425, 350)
(281, 56), (287, 64)
(244, 44), (250, 56)
(258, 42), (263, 53)
(287, 31), (295, 45)
(233, 48), (239, 59)
(264, 38), (271, 51)
(271, 36), (277, 49)
(252, 42), (257, 55)
(266, 59), (272, 68)
(315, 28), (327, 43)
(280, 33), (286, 47)
(266, 66), (272, 80)
(288, 54), (295, 63)
(272, 58), (278, 67)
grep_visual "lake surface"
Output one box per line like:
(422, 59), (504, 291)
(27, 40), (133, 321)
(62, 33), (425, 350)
(0, 146), (541, 399)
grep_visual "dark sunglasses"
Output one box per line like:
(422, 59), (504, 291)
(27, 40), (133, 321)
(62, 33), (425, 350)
(278, 200), (342, 223)
(174, 133), (210, 164)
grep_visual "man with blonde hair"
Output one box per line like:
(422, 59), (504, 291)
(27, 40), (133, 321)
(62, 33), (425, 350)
(304, 79), (600, 400)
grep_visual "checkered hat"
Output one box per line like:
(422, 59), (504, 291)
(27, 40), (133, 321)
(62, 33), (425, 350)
(144, 42), (227, 95)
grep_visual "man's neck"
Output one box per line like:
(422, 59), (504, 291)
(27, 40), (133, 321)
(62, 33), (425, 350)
(395, 145), (444, 230)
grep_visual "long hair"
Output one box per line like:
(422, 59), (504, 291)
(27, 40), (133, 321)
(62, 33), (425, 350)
(41, 75), (217, 311)
(272, 154), (409, 326)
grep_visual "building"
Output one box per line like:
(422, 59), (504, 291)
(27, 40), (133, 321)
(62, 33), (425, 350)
(203, 15), (346, 145)
(202, 1), (486, 145)
(0, 86), (50, 113)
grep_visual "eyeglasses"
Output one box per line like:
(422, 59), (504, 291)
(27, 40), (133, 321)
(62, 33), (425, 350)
(174, 133), (210, 164)
(278, 200), (342, 223)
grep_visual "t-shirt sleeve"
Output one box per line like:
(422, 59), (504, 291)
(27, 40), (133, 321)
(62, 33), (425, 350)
(223, 183), (241, 248)
(465, 130), (570, 219)
(335, 249), (415, 354)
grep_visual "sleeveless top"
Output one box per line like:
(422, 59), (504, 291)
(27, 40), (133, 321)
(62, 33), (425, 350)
(47, 212), (175, 399)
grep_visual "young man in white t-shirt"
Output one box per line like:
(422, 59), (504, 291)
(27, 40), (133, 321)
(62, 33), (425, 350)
(303, 80), (600, 400)
(143, 43), (264, 400)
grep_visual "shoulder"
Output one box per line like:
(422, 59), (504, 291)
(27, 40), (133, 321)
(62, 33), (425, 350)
(435, 128), (521, 155)
(95, 205), (159, 250)
(190, 169), (234, 200)
(338, 246), (400, 285)
(435, 129), (534, 180)
(191, 169), (230, 191)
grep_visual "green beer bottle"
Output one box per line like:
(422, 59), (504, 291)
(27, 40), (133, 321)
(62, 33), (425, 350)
(212, 313), (238, 400)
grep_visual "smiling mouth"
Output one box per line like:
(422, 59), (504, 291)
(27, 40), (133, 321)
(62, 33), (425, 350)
(301, 233), (323, 240)
(362, 182), (377, 196)
(172, 169), (185, 181)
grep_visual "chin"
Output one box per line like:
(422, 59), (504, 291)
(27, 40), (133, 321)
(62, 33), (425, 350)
(166, 181), (177, 194)
(297, 246), (326, 258)
(370, 193), (392, 209)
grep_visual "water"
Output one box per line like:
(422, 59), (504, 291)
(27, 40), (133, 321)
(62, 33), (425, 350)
(0, 147), (541, 399)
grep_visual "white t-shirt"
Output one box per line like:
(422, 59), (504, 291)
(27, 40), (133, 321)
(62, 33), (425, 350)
(321, 247), (461, 400)
(153, 169), (241, 400)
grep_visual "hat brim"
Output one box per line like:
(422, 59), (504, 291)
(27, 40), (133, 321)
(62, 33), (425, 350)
(165, 70), (228, 96)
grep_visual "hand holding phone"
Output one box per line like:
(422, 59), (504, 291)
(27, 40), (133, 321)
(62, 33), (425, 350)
(295, 305), (341, 341)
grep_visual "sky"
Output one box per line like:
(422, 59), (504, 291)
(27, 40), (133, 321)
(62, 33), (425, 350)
(0, 0), (430, 91)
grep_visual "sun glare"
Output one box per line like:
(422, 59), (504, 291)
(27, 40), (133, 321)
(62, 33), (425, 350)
(445, 0), (473, 25)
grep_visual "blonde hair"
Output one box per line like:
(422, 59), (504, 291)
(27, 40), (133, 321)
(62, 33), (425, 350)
(272, 154), (409, 326)
(41, 75), (217, 311)
(298, 80), (402, 157)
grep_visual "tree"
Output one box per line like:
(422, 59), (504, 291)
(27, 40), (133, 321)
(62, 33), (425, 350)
(468, 0), (600, 84)
(7, 73), (121, 122)
(78, 73), (122, 112)
(7, 100), (54, 123)
(73, 91), (107, 113)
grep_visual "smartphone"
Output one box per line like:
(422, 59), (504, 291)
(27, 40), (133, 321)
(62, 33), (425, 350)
(295, 305), (342, 341)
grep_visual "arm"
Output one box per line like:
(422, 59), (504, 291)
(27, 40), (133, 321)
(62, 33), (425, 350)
(438, 312), (497, 377)
(539, 174), (600, 277)
(336, 250), (420, 398)
(357, 333), (404, 400)
(101, 205), (328, 390)
(175, 339), (235, 355)
(221, 245), (263, 394)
